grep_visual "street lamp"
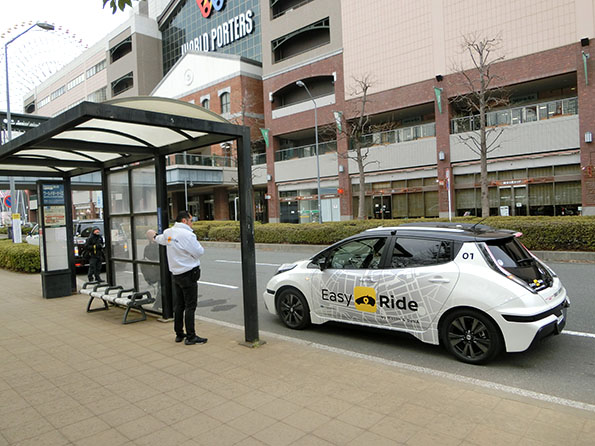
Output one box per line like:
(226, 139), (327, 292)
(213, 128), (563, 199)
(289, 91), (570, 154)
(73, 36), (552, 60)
(4, 22), (54, 243)
(296, 80), (322, 223)
(4, 22), (55, 142)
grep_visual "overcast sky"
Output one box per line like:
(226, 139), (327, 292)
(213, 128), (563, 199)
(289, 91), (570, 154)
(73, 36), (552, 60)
(1, 0), (132, 112)
(1, 0), (131, 47)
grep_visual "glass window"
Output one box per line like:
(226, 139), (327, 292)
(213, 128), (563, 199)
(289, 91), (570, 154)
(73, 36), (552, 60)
(525, 105), (537, 122)
(324, 237), (387, 270)
(108, 171), (130, 214)
(110, 216), (132, 260)
(390, 238), (451, 269)
(201, 98), (210, 109)
(132, 167), (157, 213)
(220, 92), (230, 114)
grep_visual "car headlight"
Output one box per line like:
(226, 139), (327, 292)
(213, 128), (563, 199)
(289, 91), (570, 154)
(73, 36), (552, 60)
(275, 263), (297, 276)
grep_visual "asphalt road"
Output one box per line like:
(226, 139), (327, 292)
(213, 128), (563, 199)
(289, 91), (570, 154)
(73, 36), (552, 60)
(191, 245), (595, 408)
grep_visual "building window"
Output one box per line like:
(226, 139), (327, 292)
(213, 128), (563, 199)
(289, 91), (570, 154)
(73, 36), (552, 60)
(66, 73), (85, 91)
(25, 102), (35, 113)
(86, 60), (106, 79)
(38, 96), (50, 108)
(220, 92), (230, 114)
(272, 17), (330, 63)
(50, 86), (65, 100)
(111, 72), (134, 97)
(201, 98), (210, 110)
(87, 87), (107, 103)
(110, 36), (132, 63)
(271, 0), (315, 19)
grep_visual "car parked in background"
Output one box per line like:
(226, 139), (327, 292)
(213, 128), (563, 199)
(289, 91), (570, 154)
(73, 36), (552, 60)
(263, 223), (569, 364)
(73, 219), (104, 268)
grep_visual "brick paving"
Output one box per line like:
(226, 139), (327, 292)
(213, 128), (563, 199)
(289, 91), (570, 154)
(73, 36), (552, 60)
(0, 268), (594, 445)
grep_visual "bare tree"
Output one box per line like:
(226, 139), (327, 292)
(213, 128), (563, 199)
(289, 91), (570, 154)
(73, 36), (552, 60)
(335, 75), (381, 220)
(452, 34), (508, 217)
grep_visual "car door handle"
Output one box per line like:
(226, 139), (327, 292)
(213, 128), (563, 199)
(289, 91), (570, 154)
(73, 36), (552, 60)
(429, 277), (450, 284)
(361, 278), (376, 284)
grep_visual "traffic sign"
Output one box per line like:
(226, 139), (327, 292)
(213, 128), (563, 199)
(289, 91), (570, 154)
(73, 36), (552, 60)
(3, 195), (11, 208)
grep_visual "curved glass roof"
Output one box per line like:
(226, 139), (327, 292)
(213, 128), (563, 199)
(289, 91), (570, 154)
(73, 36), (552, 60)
(0, 97), (240, 177)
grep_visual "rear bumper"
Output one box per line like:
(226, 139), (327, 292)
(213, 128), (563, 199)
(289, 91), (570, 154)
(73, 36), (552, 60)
(496, 298), (569, 352)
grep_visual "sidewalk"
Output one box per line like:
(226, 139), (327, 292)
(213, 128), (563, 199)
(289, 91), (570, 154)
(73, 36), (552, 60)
(0, 269), (593, 446)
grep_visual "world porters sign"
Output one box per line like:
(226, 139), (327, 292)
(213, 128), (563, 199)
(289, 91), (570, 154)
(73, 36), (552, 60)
(181, 0), (255, 56)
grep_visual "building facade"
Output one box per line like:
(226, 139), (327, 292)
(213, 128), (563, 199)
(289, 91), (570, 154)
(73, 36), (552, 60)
(24, 7), (162, 117)
(19, 0), (595, 221)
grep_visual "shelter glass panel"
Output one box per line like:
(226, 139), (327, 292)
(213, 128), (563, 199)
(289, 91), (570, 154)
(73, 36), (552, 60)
(111, 216), (132, 260)
(132, 167), (157, 213)
(108, 171), (130, 214)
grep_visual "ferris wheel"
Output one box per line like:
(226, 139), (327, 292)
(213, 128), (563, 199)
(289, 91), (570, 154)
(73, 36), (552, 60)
(0, 21), (89, 114)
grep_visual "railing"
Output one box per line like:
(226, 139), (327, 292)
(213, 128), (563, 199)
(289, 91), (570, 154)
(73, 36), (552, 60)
(357, 122), (436, 148)
(167, 154), (236, 168)
(272, 0), (314, 19)
(252, 153), (267, 165)
(451, 97), (578, 134)
(275, 140), (337, 162)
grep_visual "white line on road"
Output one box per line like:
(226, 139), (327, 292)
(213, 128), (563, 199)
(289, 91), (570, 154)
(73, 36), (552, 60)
(198, 281), (238, 290)
(196, 316), (595, 414)
(563, 330), (595, 339)
(215, 259), (281, 267)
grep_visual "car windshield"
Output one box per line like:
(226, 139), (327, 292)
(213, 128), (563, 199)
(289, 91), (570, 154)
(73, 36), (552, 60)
(485, 238), (553, 288)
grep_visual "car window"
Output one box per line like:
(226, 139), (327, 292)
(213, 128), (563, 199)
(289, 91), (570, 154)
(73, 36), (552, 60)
(390, 238), (451, 268)
(326, 237), (387, 269)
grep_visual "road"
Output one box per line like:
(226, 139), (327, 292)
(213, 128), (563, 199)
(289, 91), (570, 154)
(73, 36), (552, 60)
(155, 245), (595, 408)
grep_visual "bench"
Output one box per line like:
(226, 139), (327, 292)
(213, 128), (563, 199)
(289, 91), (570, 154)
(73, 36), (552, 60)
(81, 281), (155, 324)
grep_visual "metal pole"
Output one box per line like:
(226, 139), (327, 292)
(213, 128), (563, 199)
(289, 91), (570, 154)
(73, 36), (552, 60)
(3, 23), (54, 143)
(184, 178), (188, 210)
(296, 81), (322, 222)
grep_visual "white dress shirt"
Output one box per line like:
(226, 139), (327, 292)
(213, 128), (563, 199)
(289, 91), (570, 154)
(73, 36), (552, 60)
(154, 222), (204, 275)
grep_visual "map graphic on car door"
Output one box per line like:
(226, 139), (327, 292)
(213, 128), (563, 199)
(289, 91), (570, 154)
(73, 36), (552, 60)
(311, 237), (459, 338)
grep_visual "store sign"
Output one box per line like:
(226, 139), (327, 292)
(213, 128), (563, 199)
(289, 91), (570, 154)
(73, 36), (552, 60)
(181, 0), (254, 56)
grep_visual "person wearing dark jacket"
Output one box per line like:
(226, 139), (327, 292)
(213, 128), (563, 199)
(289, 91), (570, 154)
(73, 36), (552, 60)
(84, 227), (104, 282)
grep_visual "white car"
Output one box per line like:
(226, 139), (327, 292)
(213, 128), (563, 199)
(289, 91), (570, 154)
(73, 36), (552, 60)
(25, 224), (40, 245)
(263, 223), (569, 364)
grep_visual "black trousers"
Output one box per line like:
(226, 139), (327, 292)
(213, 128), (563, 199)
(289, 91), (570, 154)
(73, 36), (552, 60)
(88, 256), (102, 281)
(172, 266), (201, 337)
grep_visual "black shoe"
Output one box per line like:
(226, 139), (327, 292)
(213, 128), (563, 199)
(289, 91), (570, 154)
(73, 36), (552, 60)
(175, 334), (186, 343)
(185, 335), (208, 345)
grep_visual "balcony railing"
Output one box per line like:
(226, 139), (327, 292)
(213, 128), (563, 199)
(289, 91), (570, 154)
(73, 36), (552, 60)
(356, 122), (436, 149)
(275, 140), (337, 161)
(253, 153), (267, 165)
(451, 97), (578, 134)
(167, 154), (236, 168)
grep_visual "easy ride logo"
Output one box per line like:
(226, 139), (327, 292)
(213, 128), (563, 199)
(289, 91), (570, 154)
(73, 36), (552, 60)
(354, 287), (377, 313)
(197, 0), (225, 18)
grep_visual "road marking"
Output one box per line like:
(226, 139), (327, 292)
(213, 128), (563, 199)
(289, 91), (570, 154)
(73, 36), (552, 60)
(198, 281), (238, 290)
(197, 316), (595, 414)
(215, 259), (281, 267)
(563, 330), (595, 339)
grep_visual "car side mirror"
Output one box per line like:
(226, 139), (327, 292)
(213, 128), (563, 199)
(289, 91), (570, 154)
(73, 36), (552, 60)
(315, 257), (328, 271)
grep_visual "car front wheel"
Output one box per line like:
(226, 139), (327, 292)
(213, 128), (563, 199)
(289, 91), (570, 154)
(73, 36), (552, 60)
(276, 288), (311, 330)
(441, 309), (502, 364)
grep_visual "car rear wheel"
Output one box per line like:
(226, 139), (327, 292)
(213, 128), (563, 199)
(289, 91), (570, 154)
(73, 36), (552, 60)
(441, 309), (502, 364)
(276, 288), (310, 330)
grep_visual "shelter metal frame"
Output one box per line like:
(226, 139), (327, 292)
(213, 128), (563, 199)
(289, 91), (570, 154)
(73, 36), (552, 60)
(0, 97), (260, 344)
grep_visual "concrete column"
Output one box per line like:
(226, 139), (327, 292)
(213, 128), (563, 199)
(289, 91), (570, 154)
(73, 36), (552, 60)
(434, 84), (454, 218)
(214, 188), (229, 220)
(336, 131), (353, 220)
(266, 135), (280, 223)
(578, 40), (595, 215)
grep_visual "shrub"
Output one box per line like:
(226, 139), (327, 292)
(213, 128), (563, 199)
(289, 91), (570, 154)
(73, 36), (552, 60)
(197, 216), (595, 251)
(0, 239), (40, 272)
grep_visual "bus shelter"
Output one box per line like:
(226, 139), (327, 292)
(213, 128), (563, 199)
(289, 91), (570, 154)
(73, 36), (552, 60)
(0, 97), (260, 344)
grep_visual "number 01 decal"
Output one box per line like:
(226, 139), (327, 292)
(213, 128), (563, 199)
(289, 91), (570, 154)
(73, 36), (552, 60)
(462, 252), (474, 260)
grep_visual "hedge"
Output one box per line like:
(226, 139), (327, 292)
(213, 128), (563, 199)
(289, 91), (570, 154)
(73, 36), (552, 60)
(193, 216), (595, 252)
(1, 216), (594, 274)
(0, 239), (40, 273)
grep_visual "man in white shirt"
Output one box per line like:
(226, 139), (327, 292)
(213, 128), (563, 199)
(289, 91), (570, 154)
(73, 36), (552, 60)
(147, 211), (207, 345)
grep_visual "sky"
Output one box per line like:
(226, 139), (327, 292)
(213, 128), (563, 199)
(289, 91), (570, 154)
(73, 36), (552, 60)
(1, 0), (132, 112)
